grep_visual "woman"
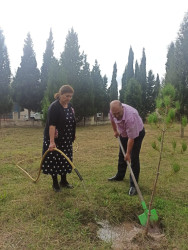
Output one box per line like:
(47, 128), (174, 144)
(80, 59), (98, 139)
(42, 85), (76, 192)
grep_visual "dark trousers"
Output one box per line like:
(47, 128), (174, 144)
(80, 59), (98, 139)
(117, 128), (145, 187)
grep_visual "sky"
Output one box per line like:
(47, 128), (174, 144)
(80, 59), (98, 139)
(0, 0), (188, 87)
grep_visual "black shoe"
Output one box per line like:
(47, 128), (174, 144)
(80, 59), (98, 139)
(128, 187), (137, 196)
(52, 183), (60, 192)
(108, 175), (123, 181)
(59, 181), (74, 189)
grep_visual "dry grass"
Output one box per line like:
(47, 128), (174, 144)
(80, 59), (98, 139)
(0, 123), (188, 249)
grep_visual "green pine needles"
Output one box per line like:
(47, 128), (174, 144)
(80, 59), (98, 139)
(145, 83), (187, 234)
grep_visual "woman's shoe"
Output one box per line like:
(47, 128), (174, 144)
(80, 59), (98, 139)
(59, 181), (74, 189)
(52, 183), (60, 192)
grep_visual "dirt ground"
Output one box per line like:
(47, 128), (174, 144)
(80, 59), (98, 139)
(97, 220), (168, 250)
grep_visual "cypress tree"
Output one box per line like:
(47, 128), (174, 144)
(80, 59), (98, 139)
(139, 48), (147, 121)
(154, 74), (160, 99)
(135, 60), (139, 81)
(120, 47), (134, 102)
(109, 62), (118, 101)
(145, 70), (156, 114)
(0, 29), (12, 119)
(41, 29), (54, 98)
(41, 58), (67, 124)
(60, 28), (83, 88)
(124, 78), (142, 113)
(119, 66), (128, 102)
(165, 42), (178, 85)
(12, 33), (41, 117)
(165, 11), (188, 136)
(126, 46), (134, 82)
(103, 75), (110, 115)
(73, 54), (94, 122)
(91, 60), (104, 113)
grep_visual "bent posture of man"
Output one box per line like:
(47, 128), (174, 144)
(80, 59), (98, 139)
(108, 100), (145, 196)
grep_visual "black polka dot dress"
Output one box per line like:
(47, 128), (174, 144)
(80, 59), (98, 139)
(42, 101), (76, 177)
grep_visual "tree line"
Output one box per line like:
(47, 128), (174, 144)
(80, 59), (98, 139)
(0, 11), (188, 126)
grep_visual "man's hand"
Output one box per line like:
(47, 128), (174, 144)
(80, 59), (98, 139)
(124, 153), (131, 163)
(114, 130), (120, 138)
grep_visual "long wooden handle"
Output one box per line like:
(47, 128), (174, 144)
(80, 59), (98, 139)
(118, 137), (145, 202)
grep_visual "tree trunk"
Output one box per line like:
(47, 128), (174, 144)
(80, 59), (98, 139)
(181, 123), (184, 138)
(28, 109), (31, 120)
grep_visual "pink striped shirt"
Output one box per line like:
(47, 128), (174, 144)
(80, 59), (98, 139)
(110, 104), (144, 139)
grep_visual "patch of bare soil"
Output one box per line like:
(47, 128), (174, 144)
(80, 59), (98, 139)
(97, 220), (168, 250)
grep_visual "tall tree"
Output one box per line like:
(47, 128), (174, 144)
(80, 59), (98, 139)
(165, 11), (188, 136)
(135, 60), (139, 81)
(40, 29), (54, 98)
(165, 42), (178, 85)
(60, 28), (83, 88)
(103, 74), (110, 115)
(42, 58), (67, 123)
(73, 54), (94, 122)
(109, 62), (118, 101)
(139, 48), (147, 121)
(154, 73), (160, 99)
(91, 60), (104, 113)
(126, 46), (134, 82)
(120, 47), (134, 102)
(124, 78), (142, 113)
(44, 58), (67, 103)
(12, 33), (41, 117)
(0, 29), (12, 119)
(145, 70), (156, 114)
(119, 66), (128, 102)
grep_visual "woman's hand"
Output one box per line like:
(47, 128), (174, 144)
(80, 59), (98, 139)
(49, 142), (56, 151)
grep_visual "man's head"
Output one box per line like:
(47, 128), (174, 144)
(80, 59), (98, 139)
(110, 100), (124, 120)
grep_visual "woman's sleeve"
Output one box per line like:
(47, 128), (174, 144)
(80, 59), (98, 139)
(48, 104), (58, 126)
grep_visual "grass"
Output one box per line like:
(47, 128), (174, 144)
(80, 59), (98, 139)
(0, 123), (188, 249)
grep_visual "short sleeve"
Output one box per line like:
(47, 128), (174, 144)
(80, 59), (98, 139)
(109, 111), (113, 121)
(126, 114), (140, 139)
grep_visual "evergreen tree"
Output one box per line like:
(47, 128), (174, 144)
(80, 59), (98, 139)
(12, 33), (41, 117)
(109, 62), (118, 101)
(154, 74), (160, 99)
(165, 11), (188, 136)
(145, 70), (156, 114)
(139, 48), (147, 85)
(103, 75), (110, 115)
(119, 66), (127, 102)
(42, 58), (67, 123)
(165, 42), (178, 85)
(175, 13), (188, 118)
(40, 29), (54, 98)
(126, 46), (134, 82)
(60, 28), (83, 88)
(135, 60), (139, 81)
(91, 60), (104, 113)
(73, 54), (94, 122)
(0, 29), (12, 118)
(139, 48), (147, 121)
(45, 58), (67, 103)
(124, 78), (142, 114)
(120, 47), (134, 102)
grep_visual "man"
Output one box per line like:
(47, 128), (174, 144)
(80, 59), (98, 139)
(108, 100), (145, 196)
